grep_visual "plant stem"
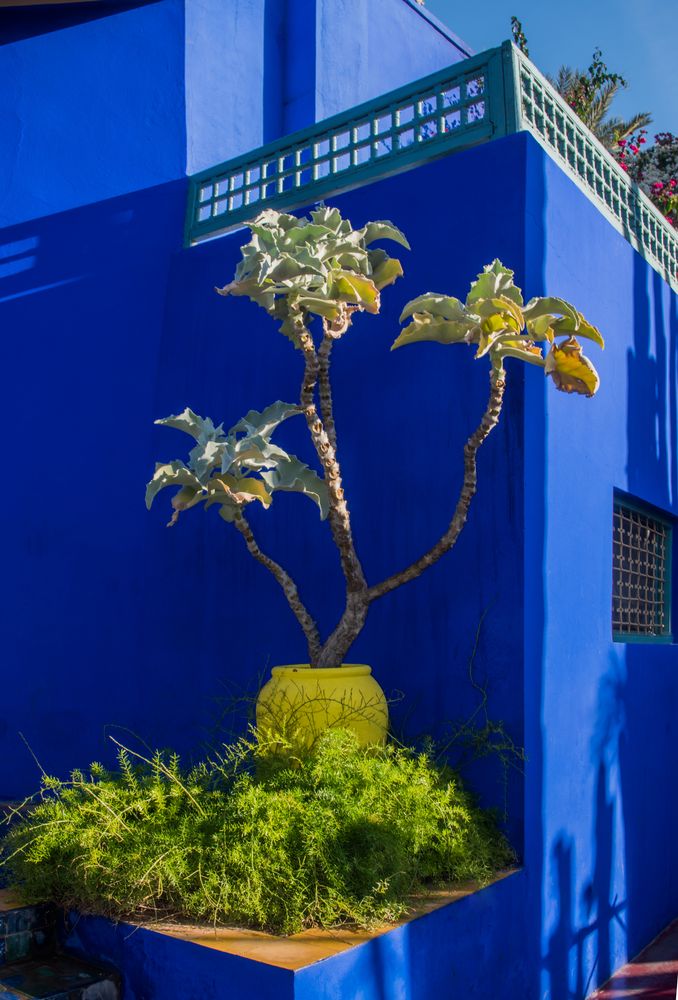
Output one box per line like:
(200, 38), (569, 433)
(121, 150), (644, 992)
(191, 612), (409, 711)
(233, 512), (322, 665)
(367, 369), (507, 602)
(318, 334), (337, 454)
(299, 328), (367, 596)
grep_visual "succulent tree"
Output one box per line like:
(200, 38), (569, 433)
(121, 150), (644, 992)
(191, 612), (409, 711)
(147, 206), (603, 669)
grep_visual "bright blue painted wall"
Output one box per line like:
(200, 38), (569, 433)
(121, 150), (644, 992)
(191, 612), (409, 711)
(0, 1), (187, 226)
(311, 0), (471, 126)
(61, 872), (528, 1000)
(281, 0), (471, 133)
(0, 0), (473, 219)
(61, 870), (527, 999)
(0, 138), (526, 860)
(2, 2), (677, 990)
(62, 910), (294, 999)
(184, 0), (271, 173)
(293, 872), (527, 1000)
(522, 138), (678, 998)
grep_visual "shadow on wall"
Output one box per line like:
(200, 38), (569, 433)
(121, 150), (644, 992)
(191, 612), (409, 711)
(541, 239), (678, 998)
(0, 139), (529, 813)
(544, 665), (628, 1000)
(0, 1), (163, 46)
(0, 179), (192, 796)
(621, 259), (678, 956)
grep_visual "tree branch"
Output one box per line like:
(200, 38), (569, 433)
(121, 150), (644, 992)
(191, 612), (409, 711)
(233, 511), (322, 665)
(367, 369), (507, 602)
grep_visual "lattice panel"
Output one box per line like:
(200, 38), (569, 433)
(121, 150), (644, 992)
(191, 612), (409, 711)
(186, 41), (678, 295)
(518, 56), (678, 289)
(613, 501), (672, 638)
(187, 52), (499, 243)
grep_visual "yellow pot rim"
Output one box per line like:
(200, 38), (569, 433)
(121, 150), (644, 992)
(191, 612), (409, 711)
(270, 664), (372, 679)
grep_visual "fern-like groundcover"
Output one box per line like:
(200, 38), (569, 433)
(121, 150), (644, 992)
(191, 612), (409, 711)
(1, 730), (513, 935)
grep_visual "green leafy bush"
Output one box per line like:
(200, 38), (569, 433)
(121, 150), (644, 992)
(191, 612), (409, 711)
(1, 730), (513, 935)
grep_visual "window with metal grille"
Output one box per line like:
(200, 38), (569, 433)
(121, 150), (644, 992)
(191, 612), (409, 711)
(612, 497), (673, 641)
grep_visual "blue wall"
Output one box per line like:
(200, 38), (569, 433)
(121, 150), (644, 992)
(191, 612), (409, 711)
(293, 872), (527, 1000)
(0, 138), (527, 861)
(311, 0), (471, 127)
(61, 871), (527, 999)
(2, 3), (678, 989)
(0, 0), (187, 226)
(522, 137), (678, 998)
(62, 910), (294, 1000)
(0, 0), (472, 221)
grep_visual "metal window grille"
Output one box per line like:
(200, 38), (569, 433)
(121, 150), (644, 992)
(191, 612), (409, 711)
(612, 500), (672, 639)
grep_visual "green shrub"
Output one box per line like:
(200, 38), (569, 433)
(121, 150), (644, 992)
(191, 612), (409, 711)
(1, 730), (514, 935)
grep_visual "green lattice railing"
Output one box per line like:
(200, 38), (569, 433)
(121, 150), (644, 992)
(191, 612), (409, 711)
(515, 50), (677, 289)
(186, 41), (677, 290)
(186, 45), (516, 244)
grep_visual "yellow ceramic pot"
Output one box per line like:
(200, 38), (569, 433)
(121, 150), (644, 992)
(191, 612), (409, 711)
(256, 664), (388, 747)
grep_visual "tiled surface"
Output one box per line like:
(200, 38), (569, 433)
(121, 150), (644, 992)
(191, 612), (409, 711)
(0, 897), (119, 999)
(0, 954), (119, 999)
(589, 919), (678, 999)
(155, 869), (516, 970)
(0, 898), (55, 968)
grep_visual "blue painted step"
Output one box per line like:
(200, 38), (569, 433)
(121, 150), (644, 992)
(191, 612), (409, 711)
(0, 901), (56, 967)
(0, 897), (120, 999)
(0, 952), (120, 999)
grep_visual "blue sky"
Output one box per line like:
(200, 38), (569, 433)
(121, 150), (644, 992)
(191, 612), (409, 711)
(426, 0), (677, 137)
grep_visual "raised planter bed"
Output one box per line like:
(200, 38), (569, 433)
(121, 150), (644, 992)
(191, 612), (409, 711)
(59, 869), (527, 999)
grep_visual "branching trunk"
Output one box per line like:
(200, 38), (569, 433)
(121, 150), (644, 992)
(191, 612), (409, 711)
(242, 324), (506, 669)
(367, 369), (506, 602)
(315, 592), (370, 669)
(234, 512), (322, 665)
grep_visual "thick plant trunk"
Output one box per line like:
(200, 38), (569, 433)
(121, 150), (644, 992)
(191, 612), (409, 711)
(317, 335), (338, 454)
(367, 370), (506, 602)
(315, 592), (370, 669)
(299, 329), (367, 595)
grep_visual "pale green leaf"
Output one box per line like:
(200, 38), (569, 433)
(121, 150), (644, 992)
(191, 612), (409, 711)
(491, 336), (546, 367)
(332, 272), (380, 313)
(360, 221), (411, 250)
(188, 438), (226, 482)
(155, 408), (225, 443)
(230, 401), (301, 442)
(466, 260), (524, 308)
(294, 295), (343, 320)
(474, 295), (525, 332)
(522, 296), (579, 326)
(392, 312), (476, 350)
(145, 462), (203, 509)
(552, 311), (605, 349)
(205, 475), (272, 510)
(399, 294), (467, 324)
(259, 457), (329, 519)
(371, 257), (404, 290)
